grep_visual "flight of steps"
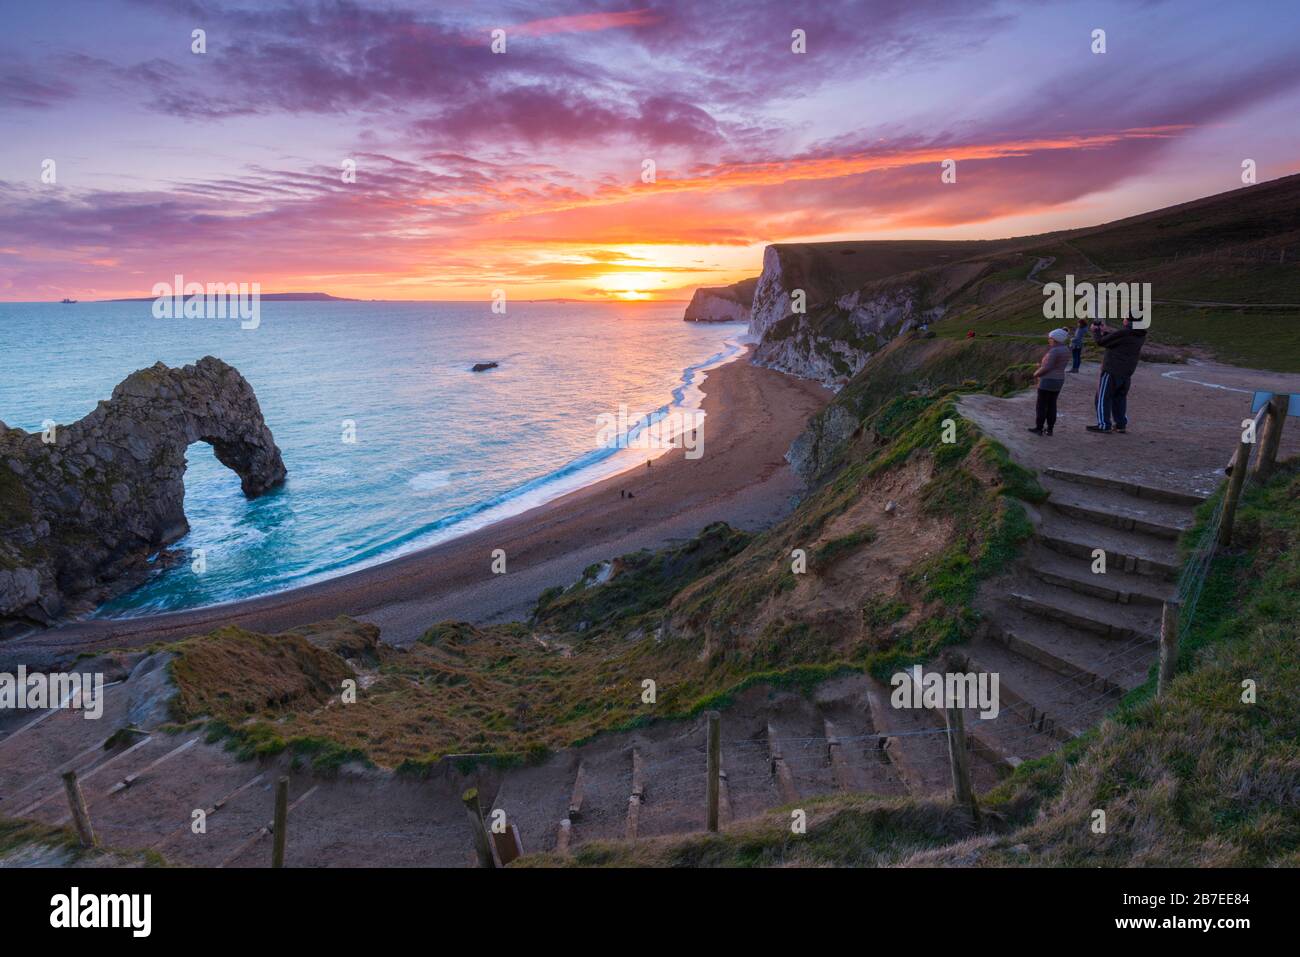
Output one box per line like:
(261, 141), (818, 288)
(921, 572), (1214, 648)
(948, 466), (1202, 772)
(1, 671), (1008, 866)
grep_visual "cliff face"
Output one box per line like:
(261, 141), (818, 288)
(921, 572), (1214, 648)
(0, 356), (286, 632)
(683, 277), (757, 322)
(744, 243), (999, 389)
(686, 242), (1002, 385)
(748, 245), (790, 339)
(752, 285), (942, 387)
(783, 336), (1039, 484)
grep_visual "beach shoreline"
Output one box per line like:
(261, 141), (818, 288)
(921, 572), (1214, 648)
(5, 350), (831, 669)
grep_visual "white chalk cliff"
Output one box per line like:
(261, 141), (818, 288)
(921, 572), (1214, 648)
(683, 277), (757, 323)
(684, 242), (995, 389)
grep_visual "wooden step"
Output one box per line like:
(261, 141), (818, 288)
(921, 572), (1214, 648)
(891, 666), (1023, 776)
(1037, 513), (1181, 578)
(1043, 467), (1207, 507)
(948, 641), (1118, 743)
(1041, 475), (1195, 541)
(1007, 583), (1160, 643)
(1026, 544), (1175, 607)
(863, 680), (949, 796)
(885, 638), (1128, 773)
(988, 606), (1154, 695)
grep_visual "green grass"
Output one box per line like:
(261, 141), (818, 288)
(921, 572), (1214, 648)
(937, 297), (1300, 373)
(1140, 306), (1300, 372)
(1153, 262), (1300, 304)
(531, 522), (751, 636)
(0, 815), (167, 867)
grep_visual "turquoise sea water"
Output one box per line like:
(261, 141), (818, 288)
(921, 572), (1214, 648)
(0, 301), (746, 616)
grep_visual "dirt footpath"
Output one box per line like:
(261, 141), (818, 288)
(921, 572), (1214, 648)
(961, 357), (1300, 497)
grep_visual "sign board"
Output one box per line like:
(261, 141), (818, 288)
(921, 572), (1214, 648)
(1251, 392), (1300, 416)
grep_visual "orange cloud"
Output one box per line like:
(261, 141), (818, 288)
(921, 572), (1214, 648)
(486, 126), (1193, 224)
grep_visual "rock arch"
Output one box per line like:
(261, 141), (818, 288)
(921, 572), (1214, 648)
(0, 356), (287, 631)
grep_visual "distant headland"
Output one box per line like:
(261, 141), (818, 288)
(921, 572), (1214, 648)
(95, 292), (356, 303)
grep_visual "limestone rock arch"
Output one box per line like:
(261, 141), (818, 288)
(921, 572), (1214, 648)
(0, 356), (287, 631)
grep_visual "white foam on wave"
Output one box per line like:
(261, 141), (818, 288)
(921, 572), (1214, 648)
(409, 469), (453, 492)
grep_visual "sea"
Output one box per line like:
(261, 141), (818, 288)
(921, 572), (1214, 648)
(0, 300), (748, 617)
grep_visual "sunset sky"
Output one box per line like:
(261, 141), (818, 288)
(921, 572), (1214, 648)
(2, 0), (1299, 302)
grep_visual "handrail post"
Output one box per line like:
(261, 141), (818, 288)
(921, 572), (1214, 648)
(271, 775), (289, 868)
(461, 788), (497, 868)
(1219, 435), (1253, 547)
(943, 704), (979, 830)
(705, 711), (721, 833)
(61, 771), (96, 848)
(1251, 394), (1290, 482)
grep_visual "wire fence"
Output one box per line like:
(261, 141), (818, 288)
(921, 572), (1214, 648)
(1174, 494), (1224, 636)
(1174, 408), (1265, 635)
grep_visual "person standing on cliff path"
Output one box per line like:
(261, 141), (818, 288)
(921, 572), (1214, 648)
(1069, 319), (1087, 372)
(1028, 328), (1070, 436)
(1087, 317), (1147, 434)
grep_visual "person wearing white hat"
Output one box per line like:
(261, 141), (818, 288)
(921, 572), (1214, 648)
(1028, 328), (1071, 435)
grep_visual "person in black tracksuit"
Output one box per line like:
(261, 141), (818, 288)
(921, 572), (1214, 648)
(1087, 318), (1146, 433)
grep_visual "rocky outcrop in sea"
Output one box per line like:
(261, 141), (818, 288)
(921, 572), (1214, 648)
(0, 356), (286, 634)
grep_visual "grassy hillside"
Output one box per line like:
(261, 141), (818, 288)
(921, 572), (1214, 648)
(931, 177), (1300, 371)
(790, 335), (1040, 481)
(765, 240), (1013, 304)
(519, 462), (1300, 867)
(751, 174), (1300, 374)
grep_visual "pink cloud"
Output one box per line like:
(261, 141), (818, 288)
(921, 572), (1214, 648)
(508, 8), (662, 37)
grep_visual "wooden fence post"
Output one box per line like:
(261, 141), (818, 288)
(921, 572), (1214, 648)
(1158, 601), (1180, 698)
(766, 723), (799, 804)
(492, 822), (523, 866)
(706, 711), (721, 833)
(943, 705), (979, 829)
(61, 771), (96, 848)
(271, 775), (288, 868)
(461, 788), (497, 868)
(1219, 434), (1253, 546)
(625, 748), (645, 840)
(1251, 394), (1290, 482)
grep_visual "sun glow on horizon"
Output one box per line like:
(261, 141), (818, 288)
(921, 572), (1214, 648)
(5, 1), (1300, 303)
